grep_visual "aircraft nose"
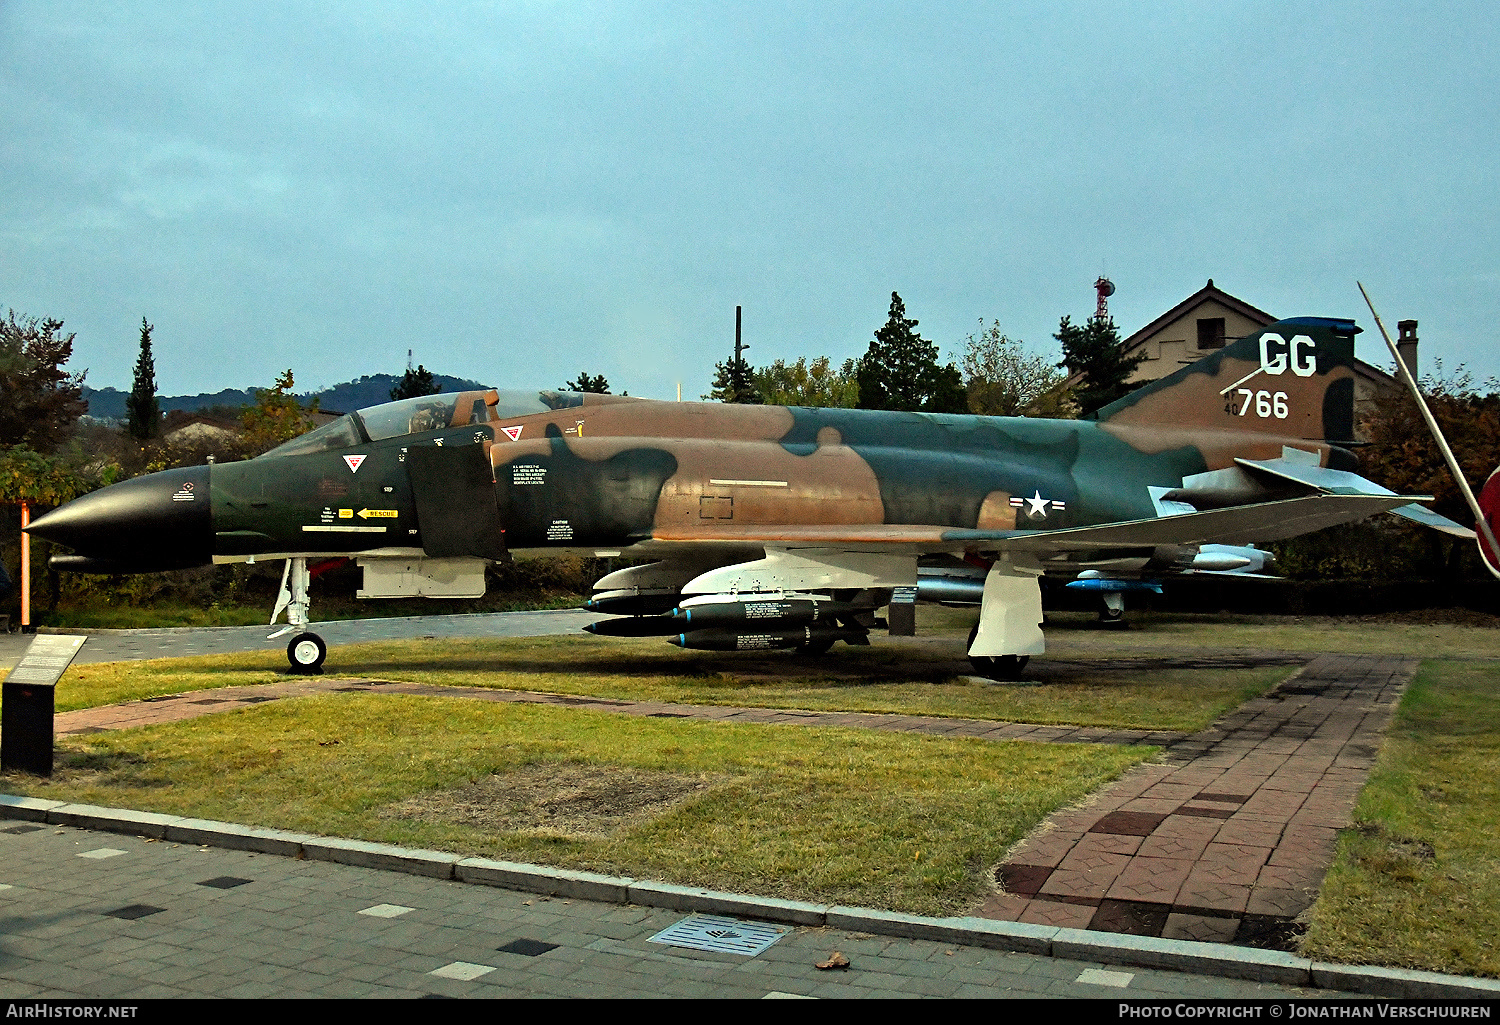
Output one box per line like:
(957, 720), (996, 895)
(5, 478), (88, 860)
(24, 465), (213, 571)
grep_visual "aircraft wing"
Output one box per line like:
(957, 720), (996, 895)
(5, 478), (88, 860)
(946, 492), (1419, 552)
(643, 491), (1424, 557)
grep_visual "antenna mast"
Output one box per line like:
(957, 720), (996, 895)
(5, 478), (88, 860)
(1092, 276), (1115, 322)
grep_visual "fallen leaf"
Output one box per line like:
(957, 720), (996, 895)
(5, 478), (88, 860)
(815, 951), (851, 970)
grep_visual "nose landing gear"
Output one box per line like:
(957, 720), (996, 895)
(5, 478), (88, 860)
(269, 557), (326, 674)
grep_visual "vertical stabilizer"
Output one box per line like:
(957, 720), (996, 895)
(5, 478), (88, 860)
(1093, 318), (1361, 444)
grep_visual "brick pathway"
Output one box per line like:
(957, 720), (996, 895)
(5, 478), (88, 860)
(977, 653), (1416, 948)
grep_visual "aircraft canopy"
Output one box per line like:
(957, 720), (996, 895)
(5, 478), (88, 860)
(259, 389), (590, 459)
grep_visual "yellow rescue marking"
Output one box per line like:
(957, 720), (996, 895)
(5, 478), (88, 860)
(358, 508), (399, 519)
(338, 508), (354, 518)
(709, 479), (789, 487)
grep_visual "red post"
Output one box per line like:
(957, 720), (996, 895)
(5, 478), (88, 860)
(19, 500), (29, 628)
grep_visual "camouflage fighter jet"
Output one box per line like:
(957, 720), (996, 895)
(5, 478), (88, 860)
(25, 317), (1479, 676)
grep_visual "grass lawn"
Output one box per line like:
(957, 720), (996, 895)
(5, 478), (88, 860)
(1301, 659), (1500, 978)
(54, 632), (1294, 732)
(3, 694), (1149, 917)
(1038, 609), (1500, 660)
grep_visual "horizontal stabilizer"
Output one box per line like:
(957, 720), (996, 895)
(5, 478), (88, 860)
(1239, 457), (1471, 537)
(946, 492), (1419, 551)
(1388, 503), (1476, 538)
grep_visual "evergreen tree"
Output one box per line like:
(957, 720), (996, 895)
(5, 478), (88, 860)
(390, 363), (439, 400)
(126, 317), (160, 440)
(1054, 314), (1146, 417)
(708, 357), (763, 404)
(563, 372), (610, 393)
(855, 292), (966, 413)
(0, 309), (87, 453)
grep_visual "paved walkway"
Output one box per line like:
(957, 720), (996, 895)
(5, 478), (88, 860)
(0, 608), (595, 668)
(0, 815), (1333, 1000)
(979, 654), (1416, 948)
(2, 614), (1464, 992)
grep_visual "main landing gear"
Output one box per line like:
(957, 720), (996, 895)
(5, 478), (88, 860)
(1098, 591), (1126, 627)
(269, 557), (326, 674)
(966, 625), (1029, 680)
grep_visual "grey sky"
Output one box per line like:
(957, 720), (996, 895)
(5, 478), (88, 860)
(3, 1), (1496, 401)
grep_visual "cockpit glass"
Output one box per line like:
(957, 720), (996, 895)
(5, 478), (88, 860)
(357, 394), (460, 442)
(258, 414), (364, 459)
(355, 390), (587, 442)
(260, 390), (594, 455)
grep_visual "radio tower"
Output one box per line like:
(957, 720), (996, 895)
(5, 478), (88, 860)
(1092, 276), (1115, 322)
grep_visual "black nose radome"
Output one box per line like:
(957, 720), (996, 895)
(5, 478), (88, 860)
(25, 465), (213, 572)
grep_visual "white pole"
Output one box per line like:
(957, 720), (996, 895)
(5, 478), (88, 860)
(1358, 282), (1500, 578)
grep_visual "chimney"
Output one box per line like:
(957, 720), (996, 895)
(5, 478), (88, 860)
(1396, 320), (1419, 377)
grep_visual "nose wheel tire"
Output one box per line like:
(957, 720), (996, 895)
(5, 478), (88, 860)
(287, 633), (327, 674)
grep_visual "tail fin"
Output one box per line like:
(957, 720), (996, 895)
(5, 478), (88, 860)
(1094, 317), (1361, 444)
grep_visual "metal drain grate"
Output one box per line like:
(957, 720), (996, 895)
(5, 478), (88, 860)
(104, 904), (165, 920)
(497, 938), (557, 957)
(648, 915), (790, 956)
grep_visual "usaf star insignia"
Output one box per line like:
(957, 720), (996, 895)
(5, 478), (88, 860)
(1010, 490), (1067, 519)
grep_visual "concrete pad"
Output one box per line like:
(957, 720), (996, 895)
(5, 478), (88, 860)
(626, 880), (828, 926)
(456, 857), (633, 903)
(162, 817), (316, 857)
(48, 804), (180, 839)
(301, 836), (461, 878)
(1309, 961), (1500, 999)
(0, 794), (65, 821)
(1051, 927), (1312, 986)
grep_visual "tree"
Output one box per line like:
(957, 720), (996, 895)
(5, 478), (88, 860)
(855, 292), (966, 413)
(0, 309), (87, 453)
(126, 317), (161, 441)
(242, 370), (316, 453)
(708, 357), (763, 404)
(563, 372), (610, 394)
(1273, 361), (1500, 582)
(1359, 361), (1500, 527)
(753, 356), (859, 408)
(961, 321), (1075, 417)
(1055, 314), (1146, 417)
(0, 445), (88, 507)
(390, 363), (439, 401)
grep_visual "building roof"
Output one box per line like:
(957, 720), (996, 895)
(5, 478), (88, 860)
(1119, 279), (1276, 354)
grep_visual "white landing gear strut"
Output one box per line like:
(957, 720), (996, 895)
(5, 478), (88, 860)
(966, 558), (1045, 680)
(269, 557), (326, 674)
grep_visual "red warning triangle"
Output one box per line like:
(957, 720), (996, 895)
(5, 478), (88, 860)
(501, 426), (523, 441)
(343, 454), (366, 473)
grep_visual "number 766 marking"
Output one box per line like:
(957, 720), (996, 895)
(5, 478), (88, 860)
(1226, 389), (1289, 418)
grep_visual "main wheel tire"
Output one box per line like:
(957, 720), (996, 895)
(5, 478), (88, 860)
(965, 625), (1030, 680)
(287, 632), (327, 674)
(968, 653), (1030, 680)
